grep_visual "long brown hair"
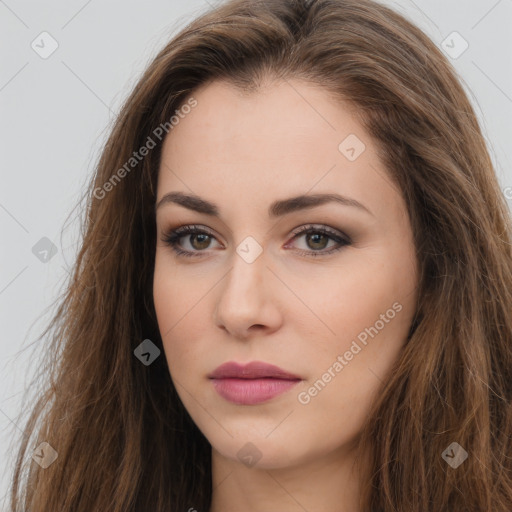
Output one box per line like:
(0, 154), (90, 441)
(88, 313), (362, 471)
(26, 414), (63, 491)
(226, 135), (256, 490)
(8, 0), (512, 510)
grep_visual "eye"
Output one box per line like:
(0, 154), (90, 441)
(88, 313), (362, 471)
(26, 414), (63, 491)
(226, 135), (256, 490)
(160, 223), (351, 258)
(285, 224), (351, 257)
(160, 224), (220, 258)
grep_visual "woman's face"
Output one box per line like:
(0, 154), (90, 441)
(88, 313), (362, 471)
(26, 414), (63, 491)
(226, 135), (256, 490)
(153, 79), (418, 469)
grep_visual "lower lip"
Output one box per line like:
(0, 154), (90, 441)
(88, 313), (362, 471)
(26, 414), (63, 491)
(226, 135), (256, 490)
(211, 378), (301, 405)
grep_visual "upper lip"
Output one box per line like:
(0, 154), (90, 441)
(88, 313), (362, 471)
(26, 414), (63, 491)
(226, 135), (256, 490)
(208, 361), (301, 380)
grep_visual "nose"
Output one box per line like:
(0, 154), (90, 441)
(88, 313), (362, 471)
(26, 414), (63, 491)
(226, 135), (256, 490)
(213, 249), (282, 340)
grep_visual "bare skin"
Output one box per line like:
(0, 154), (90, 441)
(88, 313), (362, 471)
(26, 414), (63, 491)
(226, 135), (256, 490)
(153, 78), (418, 512)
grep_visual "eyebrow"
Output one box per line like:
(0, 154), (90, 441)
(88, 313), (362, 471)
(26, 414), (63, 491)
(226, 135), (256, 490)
(155, 191), (373, 218)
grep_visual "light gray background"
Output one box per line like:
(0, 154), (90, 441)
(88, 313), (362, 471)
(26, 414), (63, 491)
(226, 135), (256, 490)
(1, 0), (511, 507)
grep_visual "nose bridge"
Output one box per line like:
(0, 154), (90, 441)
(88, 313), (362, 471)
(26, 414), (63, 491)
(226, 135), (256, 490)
(214, 240), (273, 333)
(222, 243), (267, 305)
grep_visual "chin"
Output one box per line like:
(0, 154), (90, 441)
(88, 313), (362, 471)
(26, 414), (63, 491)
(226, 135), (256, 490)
(212, 435), (310, 470)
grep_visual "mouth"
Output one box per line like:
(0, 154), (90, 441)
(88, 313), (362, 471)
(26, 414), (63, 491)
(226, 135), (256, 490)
(208, 361), (302, 405)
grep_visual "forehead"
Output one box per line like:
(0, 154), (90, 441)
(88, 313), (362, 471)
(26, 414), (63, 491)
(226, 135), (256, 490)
(162, 78), (363, 167)
(157, 79), (398, 221)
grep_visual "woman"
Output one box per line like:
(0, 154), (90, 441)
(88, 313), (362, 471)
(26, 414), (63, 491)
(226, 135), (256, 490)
(8, 0), (512, 510)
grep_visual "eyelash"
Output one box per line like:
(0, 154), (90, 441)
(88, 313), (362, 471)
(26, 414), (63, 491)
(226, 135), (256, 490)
(160, 224), (351, 258)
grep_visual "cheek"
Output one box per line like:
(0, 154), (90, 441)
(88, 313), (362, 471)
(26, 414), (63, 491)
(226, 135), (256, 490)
(306, 251), (416, 369)
(153, 260), (176, 337)
(153, 252), (203, 335)
(295, 271), (414, 446)
(153, 255), (213, 373)
(331, 244), (415, 319)
(153, 256), (190, 363)
(302, 263), (395, 338)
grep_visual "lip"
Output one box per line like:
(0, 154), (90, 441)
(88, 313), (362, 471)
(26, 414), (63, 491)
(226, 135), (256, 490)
(208, 361), (301, 380)
(208, 361), (302, 405)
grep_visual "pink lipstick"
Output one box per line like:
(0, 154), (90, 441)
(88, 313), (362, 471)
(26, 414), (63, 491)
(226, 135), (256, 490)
(208, 361), (302, 405)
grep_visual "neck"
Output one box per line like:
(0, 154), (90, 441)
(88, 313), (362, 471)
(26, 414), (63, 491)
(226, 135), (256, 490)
(209, 440), (365, 512)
